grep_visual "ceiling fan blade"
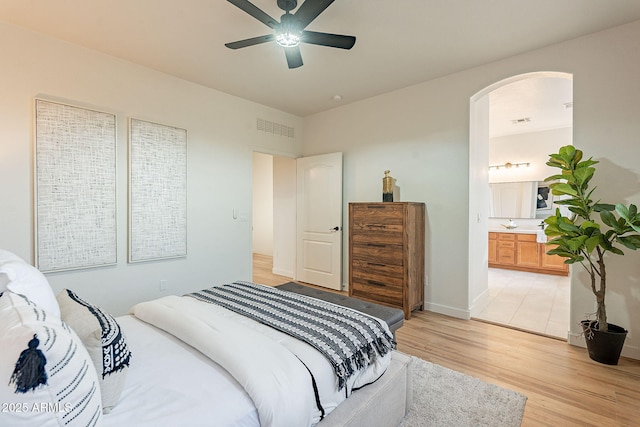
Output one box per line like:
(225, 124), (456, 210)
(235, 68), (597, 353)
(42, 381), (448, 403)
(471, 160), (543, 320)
(227, 0), (279, 29)
(225, 34), (275, 49)
(293, 0), (335, 29)
(284, 46), (303, 69)
(301, 30), (355, 49)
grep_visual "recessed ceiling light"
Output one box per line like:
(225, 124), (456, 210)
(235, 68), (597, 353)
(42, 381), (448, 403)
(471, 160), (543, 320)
(332, 95), (342, 102)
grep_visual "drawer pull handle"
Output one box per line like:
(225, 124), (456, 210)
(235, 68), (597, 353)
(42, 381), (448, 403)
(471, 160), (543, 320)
(367, 280), (386, 287)
(366, 243), (386, 247)
(368, 262), (385, 267)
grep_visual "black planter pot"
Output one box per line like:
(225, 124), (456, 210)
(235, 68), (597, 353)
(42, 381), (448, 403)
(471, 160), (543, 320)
(580, 320), (628, 365)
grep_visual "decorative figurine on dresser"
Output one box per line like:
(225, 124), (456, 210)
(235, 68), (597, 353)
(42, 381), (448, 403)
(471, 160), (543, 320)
(348, 202), (425, 319)
(382, 170), (394, 202)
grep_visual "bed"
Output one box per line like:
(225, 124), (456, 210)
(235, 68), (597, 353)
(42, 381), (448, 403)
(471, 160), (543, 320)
(1, 249), (412, 427)
(104, 314), (413, 427)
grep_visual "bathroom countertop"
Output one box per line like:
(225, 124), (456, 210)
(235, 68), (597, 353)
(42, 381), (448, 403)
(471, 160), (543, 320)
(488, 228), (544, 234)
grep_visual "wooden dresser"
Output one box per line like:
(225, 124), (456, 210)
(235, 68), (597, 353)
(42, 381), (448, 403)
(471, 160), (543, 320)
(348, 202), (425, 319)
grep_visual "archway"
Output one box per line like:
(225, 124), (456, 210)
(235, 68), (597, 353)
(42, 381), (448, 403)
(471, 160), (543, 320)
(468, 71), (573, 336)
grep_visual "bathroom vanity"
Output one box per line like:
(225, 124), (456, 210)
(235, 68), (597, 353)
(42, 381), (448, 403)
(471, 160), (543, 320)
(488, 230), (568, 276)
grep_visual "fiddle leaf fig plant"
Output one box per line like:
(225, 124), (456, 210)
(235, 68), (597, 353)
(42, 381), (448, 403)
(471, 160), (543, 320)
(543, 145), (640, 332)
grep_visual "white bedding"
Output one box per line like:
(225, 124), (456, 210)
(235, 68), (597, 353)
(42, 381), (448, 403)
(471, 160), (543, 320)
(128, 293), (391, 427)
(103, 315), (259, 427)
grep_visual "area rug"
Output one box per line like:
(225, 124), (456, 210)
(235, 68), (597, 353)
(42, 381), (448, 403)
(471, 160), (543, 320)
(400, 357), (526, 427)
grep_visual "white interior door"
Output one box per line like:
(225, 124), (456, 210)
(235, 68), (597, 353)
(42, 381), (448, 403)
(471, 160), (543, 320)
(296, 152), (343, 290)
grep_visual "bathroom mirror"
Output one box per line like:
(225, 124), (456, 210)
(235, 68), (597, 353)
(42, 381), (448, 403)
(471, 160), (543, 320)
(489, 181), (554, 219)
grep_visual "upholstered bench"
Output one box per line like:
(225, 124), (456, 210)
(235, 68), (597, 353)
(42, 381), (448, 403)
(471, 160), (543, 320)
(275, 282), (404, 337)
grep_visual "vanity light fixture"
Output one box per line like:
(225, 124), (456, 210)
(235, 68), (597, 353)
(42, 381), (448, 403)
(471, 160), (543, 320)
(489, 161), (530, 171)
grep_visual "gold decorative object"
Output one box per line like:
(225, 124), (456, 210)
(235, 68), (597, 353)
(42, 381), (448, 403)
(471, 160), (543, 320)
(383, 170), (394, 202)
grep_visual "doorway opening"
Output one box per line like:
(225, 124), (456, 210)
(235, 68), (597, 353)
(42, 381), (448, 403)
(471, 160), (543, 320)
(468, 72), (573, 340)
(252, 151), (296, 286)
(251, 151), (344, 289)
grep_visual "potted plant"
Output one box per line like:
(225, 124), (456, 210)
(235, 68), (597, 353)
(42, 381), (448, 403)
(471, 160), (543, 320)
(543, 145), (640, 365)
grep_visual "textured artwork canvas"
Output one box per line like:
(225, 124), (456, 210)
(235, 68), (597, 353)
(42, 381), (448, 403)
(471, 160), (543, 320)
(34, 99), (117, 272)
(129, 118), (187, 262)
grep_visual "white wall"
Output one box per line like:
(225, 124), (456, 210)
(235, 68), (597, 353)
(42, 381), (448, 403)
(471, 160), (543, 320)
(303, 73), (473, 317)
(489, 127), (572, 183)
(0, 21), (303, 315)
(303, 20), (640, 359)
(252, 152), (274, 256)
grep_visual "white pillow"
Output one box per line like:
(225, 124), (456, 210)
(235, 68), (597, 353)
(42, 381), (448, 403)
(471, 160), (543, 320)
(57, 289), (132, 414)
(0, 249), (60, 317)
(0, 291), (103, 426)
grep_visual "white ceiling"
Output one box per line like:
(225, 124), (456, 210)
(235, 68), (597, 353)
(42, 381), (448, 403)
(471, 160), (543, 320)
(1, 0), (639, 118)
(490, 77), (573, 138)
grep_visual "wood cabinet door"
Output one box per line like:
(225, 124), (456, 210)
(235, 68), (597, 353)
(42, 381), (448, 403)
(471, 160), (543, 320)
(517, 241), (539, 267)
(488, 237), (497, 264)
(541, 244), (569, 272)
(517, 234), (540, 267)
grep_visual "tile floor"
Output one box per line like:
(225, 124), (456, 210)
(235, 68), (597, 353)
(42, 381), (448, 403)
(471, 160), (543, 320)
(473, 268), (570, 339)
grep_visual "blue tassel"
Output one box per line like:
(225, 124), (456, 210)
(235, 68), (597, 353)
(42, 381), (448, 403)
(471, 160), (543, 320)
(10, 334), (48, 393)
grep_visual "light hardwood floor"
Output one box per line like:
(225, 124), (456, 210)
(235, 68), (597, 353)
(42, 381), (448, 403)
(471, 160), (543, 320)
(253, 253), (640, 426)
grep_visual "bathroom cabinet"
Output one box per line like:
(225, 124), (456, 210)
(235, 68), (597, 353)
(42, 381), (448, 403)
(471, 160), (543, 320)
(488, 231), (568, 276)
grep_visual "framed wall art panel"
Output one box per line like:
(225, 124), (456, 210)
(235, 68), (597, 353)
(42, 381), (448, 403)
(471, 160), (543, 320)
(34, 99), (117, 272)
(128, 118), (187, 262)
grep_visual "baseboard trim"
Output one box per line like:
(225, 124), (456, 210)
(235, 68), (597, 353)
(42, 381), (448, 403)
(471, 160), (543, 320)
(423, 302), (470, 320)
(272, 268), (294, 278)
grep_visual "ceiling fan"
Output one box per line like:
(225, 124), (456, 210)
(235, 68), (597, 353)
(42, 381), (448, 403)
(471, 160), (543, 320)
(225, 0), (356, 69)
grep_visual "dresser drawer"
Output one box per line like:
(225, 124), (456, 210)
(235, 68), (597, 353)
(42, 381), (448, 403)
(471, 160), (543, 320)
(350, 278), (403, 306)
(351, 259), (404, 282)
(350, 226), (403, 245)
(350, 204), (404, 225)
(351, 243), (403, 265)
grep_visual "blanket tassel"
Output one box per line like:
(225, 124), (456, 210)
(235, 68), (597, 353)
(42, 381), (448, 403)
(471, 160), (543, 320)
(10, 334), (47, 393)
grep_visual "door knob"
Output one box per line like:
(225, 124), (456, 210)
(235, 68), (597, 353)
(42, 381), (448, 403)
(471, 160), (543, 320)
(330, 226), (341, 231)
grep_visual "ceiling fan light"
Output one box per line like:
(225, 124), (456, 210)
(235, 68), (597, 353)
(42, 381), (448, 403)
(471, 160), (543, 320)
(276, 12), (301, 47)
(276, 31), (301, 47)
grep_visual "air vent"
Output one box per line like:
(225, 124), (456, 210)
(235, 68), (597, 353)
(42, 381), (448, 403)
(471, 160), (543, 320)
(511, 117), (531, 125)
(257, 118), (295, 138)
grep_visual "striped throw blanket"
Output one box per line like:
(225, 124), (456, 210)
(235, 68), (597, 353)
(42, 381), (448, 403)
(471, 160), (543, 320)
(187, 281), (395, 389)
